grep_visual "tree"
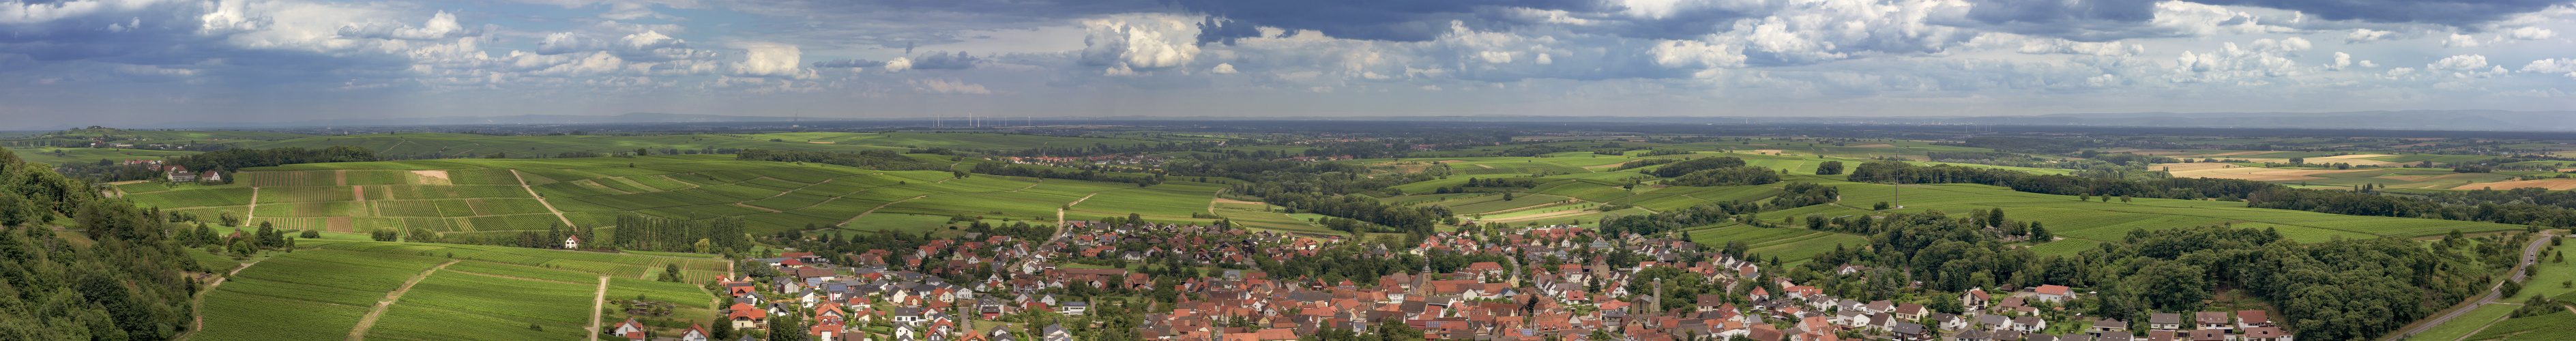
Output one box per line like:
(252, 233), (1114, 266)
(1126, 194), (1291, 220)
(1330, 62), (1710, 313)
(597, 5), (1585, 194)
(768, 313), (802, 341)
(2028, 222), (2052, 243)
(2132, 261), (2210, 310)
(695, 238), (713, 254)
(1815, 161), (1845, 175)
(712, 318), (735, 340)
(301, 229), (321, 238)
(2079, 193), (2090, 201)
(661, 263), (685, 282)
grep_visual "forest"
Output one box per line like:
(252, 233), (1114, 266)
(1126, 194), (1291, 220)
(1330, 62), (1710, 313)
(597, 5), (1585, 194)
(0, 148), (207, 340)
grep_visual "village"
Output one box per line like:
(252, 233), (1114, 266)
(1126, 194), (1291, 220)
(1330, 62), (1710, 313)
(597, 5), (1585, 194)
(613, 222), (2297, 341)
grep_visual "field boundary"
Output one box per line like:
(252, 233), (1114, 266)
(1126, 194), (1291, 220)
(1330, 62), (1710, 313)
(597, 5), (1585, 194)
(585, 276), (607, 341)
(246, 188), (261, 222)
(512, 170), (579, 228)
(836, 195), (930, 227)
(347, 259), (458, 340)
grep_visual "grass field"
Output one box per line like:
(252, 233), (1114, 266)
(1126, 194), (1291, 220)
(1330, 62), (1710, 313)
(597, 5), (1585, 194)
(2414, 304), (2521, 341)
(194, 250), (450, 341)
(2465, 311), (2576, 341)
(2508, 251), (2575, 301)
(364, 271), (596, 340)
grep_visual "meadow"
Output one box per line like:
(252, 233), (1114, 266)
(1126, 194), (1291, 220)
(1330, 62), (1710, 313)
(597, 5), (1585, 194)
(2465, 311), (2576, 341)
(2413, 304), (2521, 341)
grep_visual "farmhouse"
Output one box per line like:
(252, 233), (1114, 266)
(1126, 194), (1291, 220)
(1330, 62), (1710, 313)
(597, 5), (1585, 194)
(613, 318), (649, 339)
(164, 165), (195, 182)
(2034, 284), (2074, 303)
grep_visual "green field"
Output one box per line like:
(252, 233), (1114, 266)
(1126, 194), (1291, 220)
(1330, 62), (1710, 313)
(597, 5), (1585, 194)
(2466, 311), (2576, 341)
(195, 250), (450, 341)
(116, 155), (1198, 238)
(196, 238), (731, 341)
(1819, 181), (2519, 242)
(2509, 251), (2575, 301)
(2414, 304), (2521, 341)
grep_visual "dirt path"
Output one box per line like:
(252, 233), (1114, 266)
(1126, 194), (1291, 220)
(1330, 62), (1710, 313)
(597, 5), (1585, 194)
(336, 170), (348, 186)
(512, 170), (579, 228)
(836, 195), (930, 227)
(733, 203), (784, 213)
(587, 276), (609, 341)
(348, 260), (458, 340)
(246, 188), (261, 221)
(176, 258), (260, 340)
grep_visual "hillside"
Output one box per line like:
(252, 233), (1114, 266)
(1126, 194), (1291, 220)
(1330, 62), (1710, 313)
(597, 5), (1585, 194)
(192, 239), (730, 341)
(117, 155), (1226, 242)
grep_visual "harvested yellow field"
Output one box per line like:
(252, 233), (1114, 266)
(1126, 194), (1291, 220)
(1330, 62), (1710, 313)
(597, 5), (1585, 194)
(2377, 175), (2431, 181)
(2158, 163), (2375, 181)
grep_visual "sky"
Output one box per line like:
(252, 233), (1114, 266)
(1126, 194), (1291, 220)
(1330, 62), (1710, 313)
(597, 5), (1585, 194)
(2, 0), (2573, 128)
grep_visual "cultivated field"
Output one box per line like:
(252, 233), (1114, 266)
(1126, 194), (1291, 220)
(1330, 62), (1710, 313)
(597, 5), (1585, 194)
(196, 239), (729, 341)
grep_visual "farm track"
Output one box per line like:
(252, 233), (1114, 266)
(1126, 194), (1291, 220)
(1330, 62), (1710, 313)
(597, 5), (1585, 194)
(733, 203), (784, 212)
(512, 170), (579, 228)
(246, 188), (261, 221)
(836, 195), (930, 226)
(347, 259), (458, 341)
(177, 258), (260, 340)
(587, 276), (608, 341)
(2389, 231), (2553, 340)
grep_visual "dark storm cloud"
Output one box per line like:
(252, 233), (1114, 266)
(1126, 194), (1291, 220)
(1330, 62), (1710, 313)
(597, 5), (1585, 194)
(1195, 17), (1263, 46)
(1162, 0), (1607, 42)
(2180, 0), (2571, 26)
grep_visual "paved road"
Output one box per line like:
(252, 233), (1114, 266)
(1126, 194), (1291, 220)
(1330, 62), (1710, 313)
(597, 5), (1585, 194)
(2394, 231), (2554, 340)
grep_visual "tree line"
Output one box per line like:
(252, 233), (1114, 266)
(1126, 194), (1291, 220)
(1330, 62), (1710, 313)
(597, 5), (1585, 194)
(170, 145), (379, 173)
(732, 149), (946, 171)
(967, 162), (1162, 186)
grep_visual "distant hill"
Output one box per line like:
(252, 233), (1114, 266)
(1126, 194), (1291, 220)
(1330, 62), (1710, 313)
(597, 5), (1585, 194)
(22, 113), (812, 130)
(18, 110), (2573, 132)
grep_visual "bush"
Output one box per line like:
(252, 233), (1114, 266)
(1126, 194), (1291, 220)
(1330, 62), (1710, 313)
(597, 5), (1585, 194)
(299, 230), (321, 239)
